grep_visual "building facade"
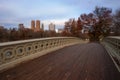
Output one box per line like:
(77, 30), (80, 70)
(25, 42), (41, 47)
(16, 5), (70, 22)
(18, 24), (25, 30)
(41, 23), (44, 31)
(31, 20), (35, 31)
(36, 20), (40, 31)
(49, 23), (55, 31)
(58, 29), (63, 33)
(31, 20), (41, 32)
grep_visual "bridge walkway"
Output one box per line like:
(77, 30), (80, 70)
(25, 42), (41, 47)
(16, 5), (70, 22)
(0, 42), (120, 80)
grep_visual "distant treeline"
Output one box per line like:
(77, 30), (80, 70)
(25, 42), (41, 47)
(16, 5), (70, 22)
(0, 27), (63, 42)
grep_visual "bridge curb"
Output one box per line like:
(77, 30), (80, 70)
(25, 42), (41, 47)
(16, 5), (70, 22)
(102, 42), (120, 72)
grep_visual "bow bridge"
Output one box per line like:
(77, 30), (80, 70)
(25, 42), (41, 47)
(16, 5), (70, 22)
(0, 37), (120, 80)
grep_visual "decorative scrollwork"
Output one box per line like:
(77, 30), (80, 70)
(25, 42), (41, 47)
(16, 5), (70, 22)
(2, 47), (15, 62)
(25, 43), (33, 55)
(16, 46), (24, 57)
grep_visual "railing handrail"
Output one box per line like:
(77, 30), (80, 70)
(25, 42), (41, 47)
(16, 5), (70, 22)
(106, 36), (120, 39)
(0, 37), (76, 47)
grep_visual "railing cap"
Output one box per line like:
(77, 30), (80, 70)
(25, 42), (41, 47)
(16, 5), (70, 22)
(107, 36), (120, 40)
(0, 37), (76, 47)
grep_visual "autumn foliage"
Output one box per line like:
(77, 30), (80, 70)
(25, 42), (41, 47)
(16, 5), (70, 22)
(63, 6), (113, 41)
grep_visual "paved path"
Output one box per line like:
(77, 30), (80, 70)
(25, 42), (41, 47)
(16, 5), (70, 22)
(0, 43), (120, 80)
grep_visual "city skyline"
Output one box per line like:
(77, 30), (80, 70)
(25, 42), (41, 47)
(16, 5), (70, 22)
(0, 0), (120, 30)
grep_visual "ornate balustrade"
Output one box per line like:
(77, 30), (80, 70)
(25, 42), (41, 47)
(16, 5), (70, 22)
(0, 37), (83, 71)
(102, 36), (120, 72)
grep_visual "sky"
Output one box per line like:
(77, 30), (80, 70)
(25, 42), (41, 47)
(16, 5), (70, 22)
(0, 0), (120, 30)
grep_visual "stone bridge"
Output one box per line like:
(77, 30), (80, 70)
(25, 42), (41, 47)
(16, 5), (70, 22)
(0, 37), (120, 80)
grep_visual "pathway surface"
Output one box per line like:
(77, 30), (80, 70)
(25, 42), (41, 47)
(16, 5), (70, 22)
(0, 43), (120, 80)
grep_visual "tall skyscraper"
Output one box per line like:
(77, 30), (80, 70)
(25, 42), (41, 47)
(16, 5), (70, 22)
(49, 23), (55, 31)
(41, 23), (44, 31)
(36, 20), (40, 31)
(31, 20), (35, 31)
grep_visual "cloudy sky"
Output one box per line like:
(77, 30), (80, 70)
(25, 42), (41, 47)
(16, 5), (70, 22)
(0, 0), (120, 29)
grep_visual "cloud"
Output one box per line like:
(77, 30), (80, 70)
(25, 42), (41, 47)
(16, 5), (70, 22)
(63, 0), (120, 13)
(0, 0), (120, 29)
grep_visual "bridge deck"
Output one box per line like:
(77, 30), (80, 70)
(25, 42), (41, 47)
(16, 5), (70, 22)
(0, 43), (120, 80)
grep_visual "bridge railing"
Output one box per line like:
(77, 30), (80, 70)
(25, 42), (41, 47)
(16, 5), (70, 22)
(102, 36), (120, 72)
(0, 37), (83, 71)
